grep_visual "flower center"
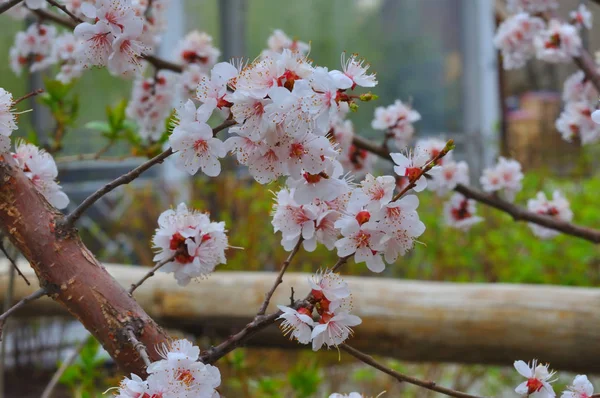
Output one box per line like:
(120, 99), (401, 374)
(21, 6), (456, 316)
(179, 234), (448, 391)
(405, 167), (421, 181)
(193, 139), (208, 153)
(526, 378), (544, 394)
(290, 143), (304, 158)
(177, 369), (195, 386)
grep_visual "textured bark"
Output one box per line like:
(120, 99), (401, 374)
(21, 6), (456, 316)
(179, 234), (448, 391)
(0, 154), (169, 376)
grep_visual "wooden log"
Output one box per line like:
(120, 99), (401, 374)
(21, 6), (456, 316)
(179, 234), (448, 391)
(1, 261), (599, 372)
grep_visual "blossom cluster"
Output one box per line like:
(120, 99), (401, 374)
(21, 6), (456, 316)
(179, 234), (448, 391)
(556, 71), (600, 145)
(0, 88), (17, 153)
(480, 157), (524, 202)
(115, 339), (221, 398)
(8, 0), (171, 80)
(12, 140), (70, 209)
(494, 4), (587, 70)
(514, 359), (595, 398)
(272, 164), (428, 272)
(371, 99), (421, 149)
(126, 71), (177, 141)
(165, 31), (378, 187)
(277, 270), (362, 351)
(152, 203), (228, 286)
(527, 191), (573, 239)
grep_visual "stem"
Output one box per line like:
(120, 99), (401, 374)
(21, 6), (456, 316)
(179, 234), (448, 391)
(126, 327), (152, 368)
(0, 0), (23, 15)
(390, 140), (453, 202)
(45, 0), (83, 23)
(0, 241), (30, 286)
(256, 238), (303, 316)
(13, 88), (44, 106)
(41, 339), (86, 398)
(129, 254), (177, 295)
(63, 119), (236, 229)
(340, 344), (486, 398)
(0, 287), (48, 326)
(62, 148), (174, 229)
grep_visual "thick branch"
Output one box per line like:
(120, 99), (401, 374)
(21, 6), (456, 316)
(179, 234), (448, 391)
(0, 154), (169, 375)
(0, 0), (23, 15)
(351, 135), (600, 244)
(340, 344), (485, 398)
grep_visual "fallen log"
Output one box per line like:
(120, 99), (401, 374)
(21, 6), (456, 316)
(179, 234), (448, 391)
(1, 261), (599, 372)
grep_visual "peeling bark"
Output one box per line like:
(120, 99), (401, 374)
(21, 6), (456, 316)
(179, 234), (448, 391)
(0, 154), (169, 376)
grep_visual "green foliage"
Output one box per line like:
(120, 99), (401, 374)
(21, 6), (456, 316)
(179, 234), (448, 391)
(38, 79), (80, 151)
(288, 359), (322, 398)
(59, 336), (107, 398)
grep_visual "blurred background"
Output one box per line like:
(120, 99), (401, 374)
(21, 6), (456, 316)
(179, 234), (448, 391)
(1, 0), (600, 397)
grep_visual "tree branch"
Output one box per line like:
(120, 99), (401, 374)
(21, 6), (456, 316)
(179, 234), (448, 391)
(45, 0), (82, 23)
(256, 238), (303, 316)
(340, 344), (486, 398)
(62, 148), (174, 229)
(454, 184), (600, 243)
(0, 0), (23, 15)
(0, 240), (30, 286)
(572, 51), (600, 93)
(126, 327), (152, 368)
(0, 153), (170, 375)
(129, 253), (177, 295)
(0, 287), (47, 326)
(351, 135), (600, 244)
(63, 119), (237, 230)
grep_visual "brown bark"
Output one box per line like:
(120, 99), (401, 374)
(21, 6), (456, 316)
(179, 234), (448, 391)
(0, 154), (169, 376)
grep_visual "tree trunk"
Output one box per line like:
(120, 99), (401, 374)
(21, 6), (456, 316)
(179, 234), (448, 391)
(0, 154), (169, 376)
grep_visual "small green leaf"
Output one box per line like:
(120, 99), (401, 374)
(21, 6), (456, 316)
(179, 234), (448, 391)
(85, 121), (112, 134)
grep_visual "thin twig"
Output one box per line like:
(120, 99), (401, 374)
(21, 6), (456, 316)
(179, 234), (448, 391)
(13, 88), (44, 106)
(61, 148), (174, 229)
(126, 327), (152, 368)
(62, 119), (236, 229)
(351, 135), (600, 244)
(0, 287), (48, 325)
(340, 344), (486, 398)
(0, 260), (15, 397)
(454, 184), (600, 243)
(256, 238), (303, 316)
(41, 339), (86, 398)
(390, 139), (453, 202)
(45, 0), (82, 23)
(0, 0), (23, 14)
(331, 255), (351, 273)
(129, 254), (177, 295)
(0, 241), (30, 286)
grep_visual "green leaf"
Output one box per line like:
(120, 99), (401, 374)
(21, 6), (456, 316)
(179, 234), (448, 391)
(85, 121), (112, 134)
(58, 365), (81, 386)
